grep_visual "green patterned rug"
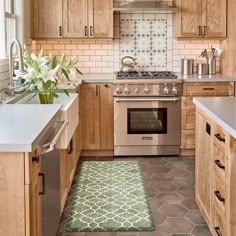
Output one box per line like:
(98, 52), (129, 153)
(65, 161), (155, 232)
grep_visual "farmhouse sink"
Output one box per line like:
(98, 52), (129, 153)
(7, 92), (79, 149)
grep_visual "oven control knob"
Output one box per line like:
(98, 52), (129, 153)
(115, 87), (123, 95)
(163, 85), (169, 95)
(144, 87), (151, 94)
(124, 87), (131, 95)
(172, 86), (178, 95)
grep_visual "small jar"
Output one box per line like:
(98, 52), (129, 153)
(197, 62), (207, 75)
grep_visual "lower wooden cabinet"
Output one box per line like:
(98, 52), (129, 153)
(181, 82), (234, 155)
(81, 83), (113, 151)
(196, 107), (236, 236)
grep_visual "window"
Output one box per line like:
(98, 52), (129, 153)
(0, 0), (23, 59)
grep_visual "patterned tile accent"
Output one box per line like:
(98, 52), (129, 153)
(120, 19), (167, 68)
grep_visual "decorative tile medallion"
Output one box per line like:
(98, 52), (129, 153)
(120, 19), (168, 68)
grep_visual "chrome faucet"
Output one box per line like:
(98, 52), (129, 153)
(6, 39), (27, 95)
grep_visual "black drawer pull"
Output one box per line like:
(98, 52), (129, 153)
(214, 227), (223, 236)
(203, 87), (215, 90)
(215, 134), (225, 142)
(214, 191), (225, 203)
(32, 156), (39, 163)
(39, 173), (45, 195)
(214, 160), (225, 170)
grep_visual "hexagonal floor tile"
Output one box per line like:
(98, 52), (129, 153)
(156, 192), (183, 204)
(172, 234), (192, 236)
(152, 210), (167, 225)
(180, 197), (198, 209)
(150, 166), (171, 173)
(151, 173), (175, 182)
(185, 209), (206, 224)
(169, 169), (191, 177)
(191, 225), (211, 236)
(166, 161), (188, 170)
(185, 164), (195, 173)
(149, 197), (163, 210)
(146, 186), (160, 197)
(172, 177), (195, 187)
(154, 182), (179, 192)
(139, 225), (171, 236)
(162, 218), (194, 234)
(177, 187), (195, 197)
(160, 204), (188, 217)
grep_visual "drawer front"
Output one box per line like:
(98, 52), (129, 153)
(183, 82), (234, 96)
(181, 96), (195, 110)
(213, 122), (230, 158)
(213, 144), (227, 182)
(181, 130), (195, 149)
(181, 110), (196, 130)
(213, 208), (226, 236)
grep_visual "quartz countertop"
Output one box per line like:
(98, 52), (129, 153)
(179, 73), (236, 82)
(81, 73), (114, 83)
(0, 104), (62, 152)
(193, 97), (236, 138)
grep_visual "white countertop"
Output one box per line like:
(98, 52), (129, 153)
(0, 104), (61, 152)
(179, 73), (236, 82)
(193, 97), (236, 138)
(81, 73), (114, 83)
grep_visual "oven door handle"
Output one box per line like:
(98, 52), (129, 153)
(114, 97), (180, 102)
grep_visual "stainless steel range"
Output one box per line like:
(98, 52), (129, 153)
(113, 71), (182, 156)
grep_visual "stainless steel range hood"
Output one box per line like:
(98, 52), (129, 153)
(113, 1), (177, 13)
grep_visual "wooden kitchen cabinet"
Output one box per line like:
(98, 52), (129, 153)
(195, 108), (236, 235)
(181, 82), (234, 155)
(195, 108), (212, 224)
(32, 0), (63, 38)
(32, 0), (113, 38)
(174, 0), (226, 38)
(81, 83), (113, 151)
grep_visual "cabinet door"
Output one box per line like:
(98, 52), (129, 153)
(175, 0), (202, 37)
(100, 84), (114, 150)
(63, 0), (88, 38)
(195, 109), (212, 224)
(203, 0), (226, 37)
(88, 0), (113, 38)
(30, 170), (41, 236)
(60, 150), (68, 212)
(81, 84), (101, 150)
(32, 0), (62, 38)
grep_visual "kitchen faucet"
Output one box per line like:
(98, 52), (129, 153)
(6, 39), (27, 95)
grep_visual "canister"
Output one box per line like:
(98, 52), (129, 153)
(197, 62), (207, 75)
(181, 58), (194, 75)
(207, 59), (216, 75)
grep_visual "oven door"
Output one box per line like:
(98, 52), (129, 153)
(114, 97), (180, 147)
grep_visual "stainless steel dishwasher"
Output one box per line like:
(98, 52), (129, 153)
(39, 120), (68, 236)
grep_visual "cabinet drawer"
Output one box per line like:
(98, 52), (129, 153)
(183, 82), (234, 96)
(181, 110), (196, 130)
(213, 208), (226, 236)
(213, 122), (230, 158)
(213, 144), (227, 182)
(181, 96), (195, 110)
(181, 130), (195, 149)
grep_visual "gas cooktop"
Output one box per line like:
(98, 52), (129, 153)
(116, 71), (177, 80)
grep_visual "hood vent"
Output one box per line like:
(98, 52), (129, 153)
(113, 1), (177, 13)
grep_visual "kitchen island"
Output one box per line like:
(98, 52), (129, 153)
(194, 97), (236, 236)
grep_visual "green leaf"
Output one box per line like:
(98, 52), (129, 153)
(75, 68), (83, 75)
(52, 56), (58, 69)
(52, 93), (59, 98)
(65, 60), (72, 70)
(60, 54), (65, 65)
(44, 80), (52, 90)
(63, 89), (69, 97)
(62, 68), (70, 81)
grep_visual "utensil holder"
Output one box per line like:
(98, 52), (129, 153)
(197, 62), (207, 75)
(207, 59), (216, 75)
(181, 58), (194, 75)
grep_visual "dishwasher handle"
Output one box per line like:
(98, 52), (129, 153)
(40, 120), (69, 155)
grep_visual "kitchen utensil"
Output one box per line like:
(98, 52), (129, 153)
(120, 56), (137, 72)
(197, 62), (207, 75)
(181, 58), (194, 75)
(200, 49), (208, 59)
(213, 48), (222, 59)
(207, 59), (216, 75)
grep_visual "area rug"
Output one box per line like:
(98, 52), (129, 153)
(65, 161), (155, 232)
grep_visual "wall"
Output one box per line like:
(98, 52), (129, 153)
(0, 61), (9, 90)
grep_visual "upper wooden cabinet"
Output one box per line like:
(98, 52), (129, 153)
(174, 0), (226, 38)
(32, 0), (113, 39)
(32, 0), (63, 38)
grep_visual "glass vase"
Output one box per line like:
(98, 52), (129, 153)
(38, 93), (54, 104)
